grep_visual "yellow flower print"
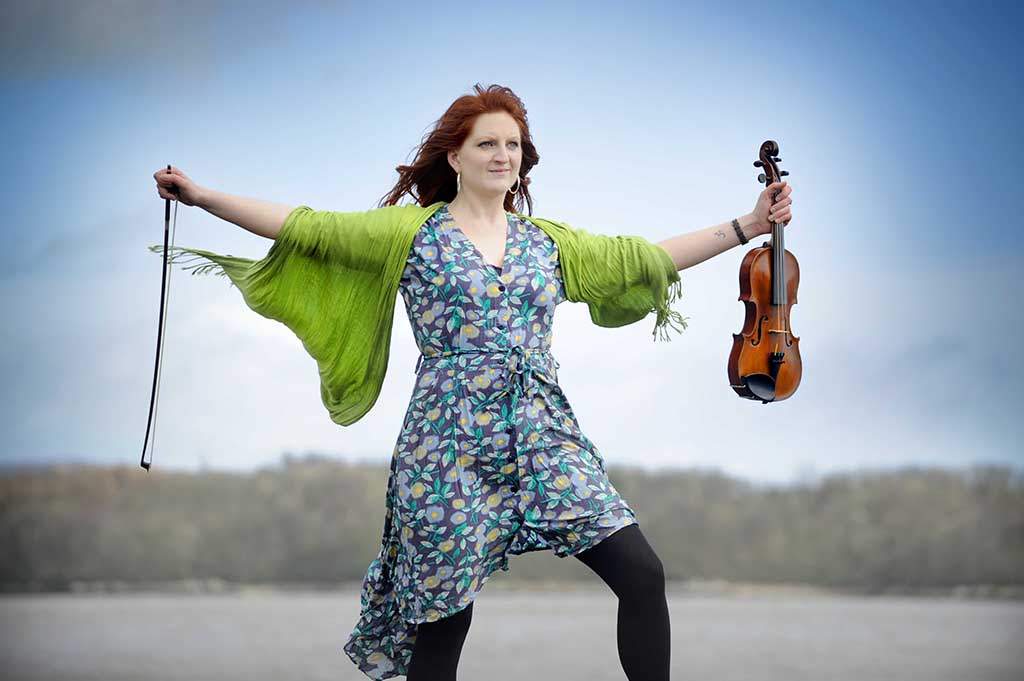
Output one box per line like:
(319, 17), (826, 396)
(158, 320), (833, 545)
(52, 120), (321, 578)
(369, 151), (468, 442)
(486, 527), (501, 541)
(424, 608), (441, 622)
(411, 481), (426, 499)
(552, 474), (570, 490)
(475, 411), (493, 426)
(439, 539), (456, 552)
(462, 324), (480, 339)
(413, 445), (428, 461)
(426, 408), (441, 421)
(473, 374), (492, 389)
(486, 493), (503, 508)
(424, 575), (441, 588)
(432, 274), (445, 286)
(367, 652), (388, 664)
(422, 310), (436, 323)
(500, 462), (516, 475)
(453, 498), (466, 509)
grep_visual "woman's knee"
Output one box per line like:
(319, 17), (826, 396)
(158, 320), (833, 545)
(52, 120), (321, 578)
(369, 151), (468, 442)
(633, 548), (666, 597)
(576, 524), (666, 598)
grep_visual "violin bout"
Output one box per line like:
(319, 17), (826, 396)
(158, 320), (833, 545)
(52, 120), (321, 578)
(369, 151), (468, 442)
(728, 241), (801, 403)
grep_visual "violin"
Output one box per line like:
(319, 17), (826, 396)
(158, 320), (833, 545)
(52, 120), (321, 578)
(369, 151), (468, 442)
(727, 140), (801, 403)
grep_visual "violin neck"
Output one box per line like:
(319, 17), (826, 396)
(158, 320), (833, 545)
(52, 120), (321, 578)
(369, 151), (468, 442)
(771, 222), (787, 307)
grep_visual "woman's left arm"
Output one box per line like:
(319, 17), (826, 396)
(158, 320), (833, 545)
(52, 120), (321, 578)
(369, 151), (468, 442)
(656, 181), (792, 271)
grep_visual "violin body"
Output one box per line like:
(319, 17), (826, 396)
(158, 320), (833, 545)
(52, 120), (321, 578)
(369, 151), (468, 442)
(727, 139), (801, 403)
(728, 241), (801, 402)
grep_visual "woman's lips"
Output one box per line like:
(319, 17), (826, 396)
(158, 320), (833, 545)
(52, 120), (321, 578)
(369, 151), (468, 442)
(490, 169), (508, 173)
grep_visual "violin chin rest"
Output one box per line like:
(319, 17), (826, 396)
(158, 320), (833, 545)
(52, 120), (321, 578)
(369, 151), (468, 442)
(742, 374), (776, 403)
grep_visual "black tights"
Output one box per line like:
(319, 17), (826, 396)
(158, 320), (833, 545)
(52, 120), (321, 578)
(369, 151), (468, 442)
(405, 523), (671, 680)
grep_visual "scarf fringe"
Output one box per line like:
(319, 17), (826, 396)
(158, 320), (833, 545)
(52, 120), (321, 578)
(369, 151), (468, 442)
(652, 277), (690, 342)
(148, 244), (238, 286)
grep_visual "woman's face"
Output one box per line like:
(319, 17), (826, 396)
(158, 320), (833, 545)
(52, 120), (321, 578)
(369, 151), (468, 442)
(449, 110), (522, 201)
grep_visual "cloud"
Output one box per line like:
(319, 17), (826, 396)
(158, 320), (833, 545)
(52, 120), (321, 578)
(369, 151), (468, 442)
(0, 0), (217, 79)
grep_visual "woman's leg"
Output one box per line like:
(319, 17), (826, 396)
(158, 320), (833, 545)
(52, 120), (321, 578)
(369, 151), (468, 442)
(573, 523), (671, 681)
(406, 601), (474, 681)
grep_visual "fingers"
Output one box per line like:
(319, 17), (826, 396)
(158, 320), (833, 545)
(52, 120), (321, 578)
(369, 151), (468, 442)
(153, 166), (186, 200)
(769, 181), (793, 223)
(152, 166), (186, 182)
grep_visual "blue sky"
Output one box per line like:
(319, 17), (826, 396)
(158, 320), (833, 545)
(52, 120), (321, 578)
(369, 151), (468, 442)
(0, 0), (1020, 485)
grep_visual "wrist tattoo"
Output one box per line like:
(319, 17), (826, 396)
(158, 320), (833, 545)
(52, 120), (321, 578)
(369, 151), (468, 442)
(714, 229), (726, 240)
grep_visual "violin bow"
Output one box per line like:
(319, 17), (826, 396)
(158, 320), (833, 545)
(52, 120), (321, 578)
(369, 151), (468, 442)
(140, 164), (179, 470)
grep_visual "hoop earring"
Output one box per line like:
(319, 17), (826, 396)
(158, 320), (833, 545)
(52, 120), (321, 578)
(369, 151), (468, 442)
(508, 175), (521, 195)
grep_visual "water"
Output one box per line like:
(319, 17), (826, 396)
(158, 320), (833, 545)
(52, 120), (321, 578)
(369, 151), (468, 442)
(1, 587), (1021, 680)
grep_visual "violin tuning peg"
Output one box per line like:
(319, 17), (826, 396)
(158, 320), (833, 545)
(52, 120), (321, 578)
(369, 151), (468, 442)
(757, 173), (766, 183)
(773, 156), (782, 162)
(780, 170), (789, 177)
(753, 161), (763, 168)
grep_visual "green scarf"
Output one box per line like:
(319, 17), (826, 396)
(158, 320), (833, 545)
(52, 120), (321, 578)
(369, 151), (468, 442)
(151, 201), (688, 426)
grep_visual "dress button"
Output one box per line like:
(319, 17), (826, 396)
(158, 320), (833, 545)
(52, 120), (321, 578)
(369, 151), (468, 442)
(498, 285), (506, 292)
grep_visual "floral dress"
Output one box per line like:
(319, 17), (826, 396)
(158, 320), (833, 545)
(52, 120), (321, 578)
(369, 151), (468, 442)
(343, 203), (638, 679)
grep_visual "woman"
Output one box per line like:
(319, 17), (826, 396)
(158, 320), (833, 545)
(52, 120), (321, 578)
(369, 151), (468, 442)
(153, 83), (792, 681)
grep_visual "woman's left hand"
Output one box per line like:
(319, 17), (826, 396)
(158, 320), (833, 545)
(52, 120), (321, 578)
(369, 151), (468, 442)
(750, 180), (793, 236)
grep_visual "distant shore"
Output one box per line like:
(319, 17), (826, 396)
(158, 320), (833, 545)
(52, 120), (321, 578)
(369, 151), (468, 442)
(2, 579), (1021, 600)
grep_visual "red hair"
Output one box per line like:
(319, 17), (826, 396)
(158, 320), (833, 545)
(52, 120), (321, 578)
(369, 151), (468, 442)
(377, 83), (540, 215)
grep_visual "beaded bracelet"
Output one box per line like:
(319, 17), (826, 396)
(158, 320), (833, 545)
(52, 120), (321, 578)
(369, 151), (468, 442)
(732, 218), (748, 245)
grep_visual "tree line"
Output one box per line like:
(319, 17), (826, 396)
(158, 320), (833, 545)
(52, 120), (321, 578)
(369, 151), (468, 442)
(1, 456), (1020, 593)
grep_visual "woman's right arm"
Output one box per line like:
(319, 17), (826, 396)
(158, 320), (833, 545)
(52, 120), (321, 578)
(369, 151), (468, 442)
(197, 188), (295, 241)
(154, 166), (294, 240)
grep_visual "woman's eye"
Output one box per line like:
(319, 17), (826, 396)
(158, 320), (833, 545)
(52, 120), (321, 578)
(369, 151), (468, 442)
(479, 141), (520, 148)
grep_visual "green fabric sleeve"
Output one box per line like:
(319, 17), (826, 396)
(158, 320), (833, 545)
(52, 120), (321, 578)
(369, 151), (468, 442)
(149, 204), (410, 426)
(529, 218), (690, 341)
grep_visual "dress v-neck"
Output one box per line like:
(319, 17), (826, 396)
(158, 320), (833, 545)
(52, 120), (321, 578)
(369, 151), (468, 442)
(444, 204), (512, 271)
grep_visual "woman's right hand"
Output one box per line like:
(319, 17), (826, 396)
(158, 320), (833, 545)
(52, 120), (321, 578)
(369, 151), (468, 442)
(153, 166), (204, 207)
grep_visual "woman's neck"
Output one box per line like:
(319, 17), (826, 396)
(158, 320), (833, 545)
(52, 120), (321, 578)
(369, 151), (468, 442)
(447, 194), (507, 224)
